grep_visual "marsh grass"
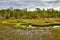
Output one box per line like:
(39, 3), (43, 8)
(0, 20), (60, 40)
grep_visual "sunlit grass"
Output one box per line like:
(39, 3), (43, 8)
(0, 19), (60, 40)
(0, 19), (60, 29)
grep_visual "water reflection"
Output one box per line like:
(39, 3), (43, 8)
(53, 26), (60, 28)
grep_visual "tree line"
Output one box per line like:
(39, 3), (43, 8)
(0, 8), (60, 19)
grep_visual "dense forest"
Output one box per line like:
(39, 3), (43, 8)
(0, 8), (60, 19)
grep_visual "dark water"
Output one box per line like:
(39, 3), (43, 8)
(0, 25), (56, 40)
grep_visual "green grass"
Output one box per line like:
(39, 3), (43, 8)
(0, 19), (60, 40)
(0, 19), (60, 29)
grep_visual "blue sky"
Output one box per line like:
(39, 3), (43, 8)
(0, 0), (60, 10)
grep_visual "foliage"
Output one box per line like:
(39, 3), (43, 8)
(0, 8), (60, 19)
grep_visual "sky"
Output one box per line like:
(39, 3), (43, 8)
(0, 0), (60, 10)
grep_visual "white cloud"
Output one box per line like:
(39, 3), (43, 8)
(0, 0), (60, 10)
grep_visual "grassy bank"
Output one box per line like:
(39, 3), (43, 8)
(0, 19), (60, 28)
(0, 19), (60, 40)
